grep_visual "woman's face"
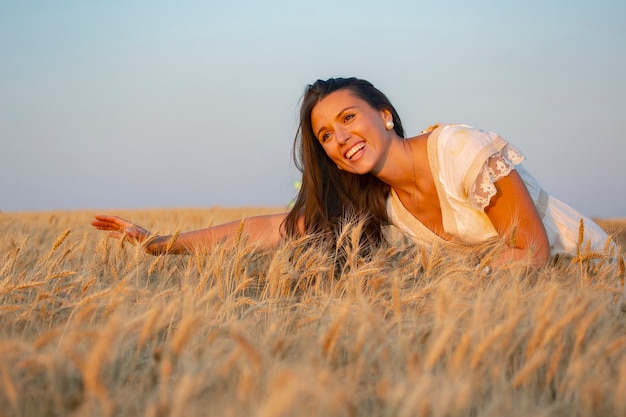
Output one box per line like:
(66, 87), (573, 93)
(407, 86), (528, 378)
(310, 89), (393, 175)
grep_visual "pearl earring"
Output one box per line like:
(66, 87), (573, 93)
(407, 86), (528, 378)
(385, 120), (394, 131)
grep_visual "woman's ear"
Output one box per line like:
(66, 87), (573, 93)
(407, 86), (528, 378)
(381, 109), (392, 123)
(382, 110), (394, 131)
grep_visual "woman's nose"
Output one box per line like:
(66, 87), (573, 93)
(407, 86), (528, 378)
(335, 126), (350, 144)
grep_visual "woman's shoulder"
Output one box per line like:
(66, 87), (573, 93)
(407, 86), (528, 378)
(428, 124), (510, 160)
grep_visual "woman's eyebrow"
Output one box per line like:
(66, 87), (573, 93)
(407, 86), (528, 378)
(316, 106), (358, 137)
(335, 106), (359, 126)
(337, 106), (357, 116)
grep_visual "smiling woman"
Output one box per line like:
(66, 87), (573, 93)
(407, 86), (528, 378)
(92, 77), (621, 274)
(311, 89), (395, 174)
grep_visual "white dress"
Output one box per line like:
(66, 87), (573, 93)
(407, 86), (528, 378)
(386, 124), (615, 258)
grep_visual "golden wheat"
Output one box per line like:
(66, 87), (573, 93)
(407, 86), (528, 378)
(0, 209), (625, 416)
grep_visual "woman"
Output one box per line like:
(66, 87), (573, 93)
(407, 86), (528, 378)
(91, 77), (616, 269)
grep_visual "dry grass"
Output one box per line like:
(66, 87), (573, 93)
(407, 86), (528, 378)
(1, 208), (625, 417)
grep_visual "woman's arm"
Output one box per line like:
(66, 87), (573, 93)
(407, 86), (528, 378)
(91, 213), (288, 255)
(484, 170), (551, 268)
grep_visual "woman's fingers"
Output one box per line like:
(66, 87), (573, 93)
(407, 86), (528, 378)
(91, 220), (118, 231)
(108, 231), (124, 240)
(92, 215), (134, 231)
(91, 214), (151, 244)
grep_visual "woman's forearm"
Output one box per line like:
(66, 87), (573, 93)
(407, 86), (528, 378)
(492, 245), (550, 269)
(143, 213), (288, 255)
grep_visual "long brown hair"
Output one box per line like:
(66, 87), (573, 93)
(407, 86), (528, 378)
(282, 77), (405, 247)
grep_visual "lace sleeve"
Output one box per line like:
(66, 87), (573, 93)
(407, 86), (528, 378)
(470, 145), (524, 210)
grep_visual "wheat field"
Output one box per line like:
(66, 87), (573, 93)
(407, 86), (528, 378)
(1, 207), (625, 417)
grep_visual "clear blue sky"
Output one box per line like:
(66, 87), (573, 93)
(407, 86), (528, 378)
(1, 1), (625, 217)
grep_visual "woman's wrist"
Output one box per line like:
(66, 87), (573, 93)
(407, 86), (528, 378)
(143, 234), (167, 255)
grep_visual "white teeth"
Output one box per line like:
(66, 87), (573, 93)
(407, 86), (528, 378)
(345, 143), (365, 159)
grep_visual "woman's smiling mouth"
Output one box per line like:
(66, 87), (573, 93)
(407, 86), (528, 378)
(345, 142), (365, 160)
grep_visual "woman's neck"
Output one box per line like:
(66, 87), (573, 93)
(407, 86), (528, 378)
(372, 133), (430, 195)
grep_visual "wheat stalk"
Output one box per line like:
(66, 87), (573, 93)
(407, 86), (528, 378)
(525, 285), (558, 359)
(170, 313), (200, 356)
(538, 297), (590, 351)
(51, 229), (72, 252)
(572, 304), (605, 359)
(81, 318), (118, 415)
(0, 360), (18, 410)
(424, 321), (455, 371)
(321, 303), (350, 361)
(546, 339), (565, 385)
(230, 327), (263, 369)
(511, 349), (549, 387)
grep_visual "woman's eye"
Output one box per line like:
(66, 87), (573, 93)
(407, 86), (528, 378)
(321, 132), (332, 142)
(343, 114), (355, 123)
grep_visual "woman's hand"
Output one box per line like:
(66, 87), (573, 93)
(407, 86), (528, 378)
(91, 215), (152, 245)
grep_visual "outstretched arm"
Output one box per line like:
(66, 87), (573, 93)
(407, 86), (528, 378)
(485, 170), (551, 268)
(91, 213), (288, 255)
